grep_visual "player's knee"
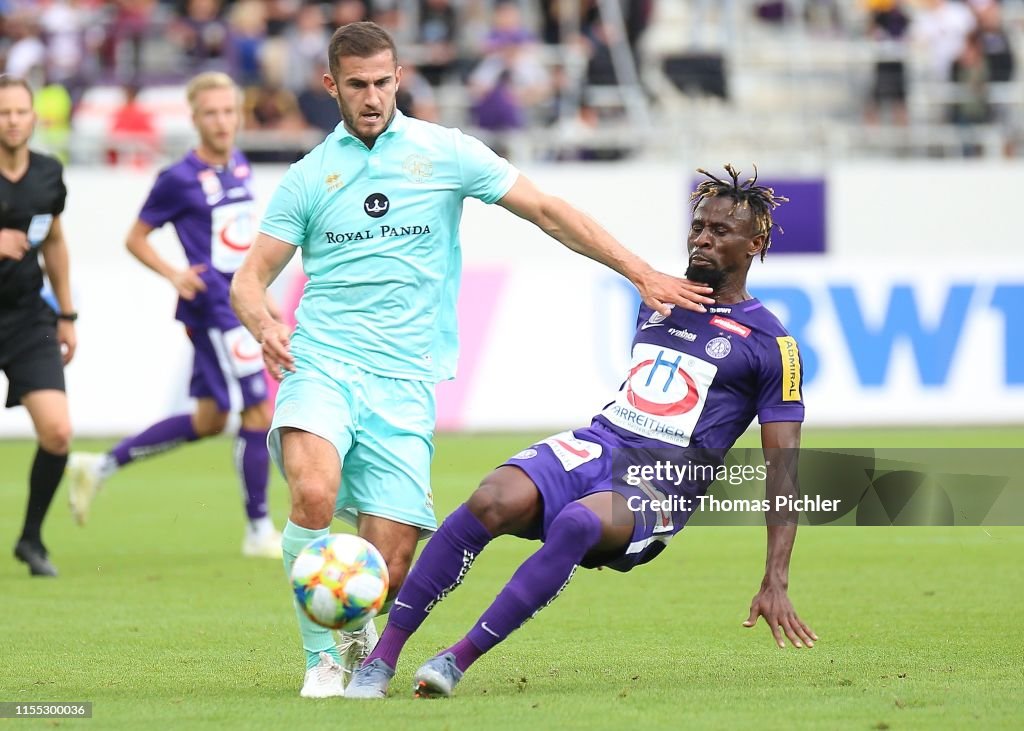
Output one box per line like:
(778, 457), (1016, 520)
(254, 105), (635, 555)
(547, 502), (603, 548)
(194, 412), (228, 437)
(38, 421), (72, 455)
(240, 402), (272, 431)
(466, 480), (523, 536)
(288, 482), (335, 527)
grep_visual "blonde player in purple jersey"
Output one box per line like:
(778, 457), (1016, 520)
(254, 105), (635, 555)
(67, 73), (281, 558)
(346, 166), (819, 699)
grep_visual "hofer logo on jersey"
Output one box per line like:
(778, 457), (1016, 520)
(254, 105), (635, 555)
(211, 201), (257, 273)
(602, 343), (718, 447)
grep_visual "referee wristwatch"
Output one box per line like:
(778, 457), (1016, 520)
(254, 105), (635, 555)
(56, 311), (78, 322)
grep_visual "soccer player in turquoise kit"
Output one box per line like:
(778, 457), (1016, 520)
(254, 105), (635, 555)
(230, 21), (714, 698)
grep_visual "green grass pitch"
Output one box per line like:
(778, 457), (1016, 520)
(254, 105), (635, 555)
(1, 428), (1022, 730)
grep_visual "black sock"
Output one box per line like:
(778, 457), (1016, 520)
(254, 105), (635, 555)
(19, 446), (68, 546)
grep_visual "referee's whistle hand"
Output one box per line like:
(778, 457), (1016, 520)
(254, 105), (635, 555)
(0, 228), (29, 260)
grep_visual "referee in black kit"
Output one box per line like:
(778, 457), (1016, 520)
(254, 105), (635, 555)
(0, 76), (77, 577)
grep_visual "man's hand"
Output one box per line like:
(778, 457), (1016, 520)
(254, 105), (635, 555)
(743, 583), (818, 649)
(0, 229), (30, 260)
(170, 264), (208, 300)
(259, 320), (295, 381)
(56, 320), (77, 365)
(635, 269), (715, 316)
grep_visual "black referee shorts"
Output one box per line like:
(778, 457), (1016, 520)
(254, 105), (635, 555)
(0, 304), (65, 408)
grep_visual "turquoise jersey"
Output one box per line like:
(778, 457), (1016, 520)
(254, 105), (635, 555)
(260, 111), (518, 382)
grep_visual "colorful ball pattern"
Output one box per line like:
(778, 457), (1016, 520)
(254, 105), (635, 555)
(290, 534), (390, 631)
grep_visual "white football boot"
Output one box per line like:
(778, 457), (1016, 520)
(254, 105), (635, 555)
(300, 651), (345, 698)
(337, 620), (379, 687)
(67, 452), (110, 526)
(242, 523), (283, 559)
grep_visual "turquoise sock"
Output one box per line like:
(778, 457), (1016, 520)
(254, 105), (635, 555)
(282, 520), (340, 670)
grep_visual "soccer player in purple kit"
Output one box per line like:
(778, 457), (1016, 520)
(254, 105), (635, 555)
(67, 72), (281, 558)
(346, 165), (819, 699)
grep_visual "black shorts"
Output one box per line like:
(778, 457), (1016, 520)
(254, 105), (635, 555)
(0, 303), (65, 408)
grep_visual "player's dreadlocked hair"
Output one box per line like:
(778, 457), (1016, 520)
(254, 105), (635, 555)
(690, 164), (788, 261)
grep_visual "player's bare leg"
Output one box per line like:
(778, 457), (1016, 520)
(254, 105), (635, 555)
(279, 428), (346, 697)
(339, 514), (421, 691)
(347, 466), (542, 698)
(413, 491), (633, 698)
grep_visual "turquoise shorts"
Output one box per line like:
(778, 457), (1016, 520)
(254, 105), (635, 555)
(268, 354), (437, 534)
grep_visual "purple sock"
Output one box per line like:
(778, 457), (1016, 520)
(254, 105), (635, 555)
(111, 414), (199, 467)
(364, 504), (492, 670)
(451, 502), (603, 672)
(235, 428), (269, 520)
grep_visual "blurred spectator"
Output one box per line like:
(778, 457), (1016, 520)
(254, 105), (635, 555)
(864, 0), (911, 126)
(332, 0), (368, 28)
(173, 0), (231, 74)
(973, 1), (1014, 83)
(296, 63), (339, 134)
(417, 0), (458, 86)
(282, 3), (329, 93)
(33, 80), (73, 161)
(911, 0), (976, 81)
(107, 83), (157, 166)
(264, 0), (300, 38)
(227, 0), (267, 87)
(38, 0), (90, 87)
(4, 11), (47, 85)
(244, 79), (305, 134)
(369, 0), (407, 37)
(469, 1), (551, 132)
(99, 0), (158, 81)
(395, 62), (439, 122)
(948, 28), (992, 157)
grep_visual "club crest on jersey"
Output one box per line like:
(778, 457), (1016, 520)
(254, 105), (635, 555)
(705, 337), (732, 359)
(403, 154), (433, 183)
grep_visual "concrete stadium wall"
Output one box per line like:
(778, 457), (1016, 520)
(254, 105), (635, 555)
(0, 160), (1021, 437)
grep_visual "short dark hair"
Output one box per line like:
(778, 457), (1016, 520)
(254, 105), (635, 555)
(328, 21), (398, 79)
(0, 75), (34, 102)
(690, 164), (789, 261)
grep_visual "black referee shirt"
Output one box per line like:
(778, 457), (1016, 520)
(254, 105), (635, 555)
(0, 151), (67, 312)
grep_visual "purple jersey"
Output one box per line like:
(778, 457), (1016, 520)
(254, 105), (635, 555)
(595, 299), (804, 450)
(504, 299), (804, 571)
(138, 150), (257, 330)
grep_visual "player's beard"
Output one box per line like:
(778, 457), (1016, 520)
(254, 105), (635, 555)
(685, 262), (726, 292)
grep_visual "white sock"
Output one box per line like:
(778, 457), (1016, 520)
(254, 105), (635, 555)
(98, 454), (119, 481)
(248, 516), (275, 537)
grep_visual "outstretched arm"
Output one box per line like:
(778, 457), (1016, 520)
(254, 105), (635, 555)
(743, 420), (818, 649)
(230, 233), (297, 380)
(496, 175), (715, 316)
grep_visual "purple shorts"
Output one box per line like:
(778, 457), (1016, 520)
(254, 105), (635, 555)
(504, 421), (694, 573)
(188, 324), (268, 413)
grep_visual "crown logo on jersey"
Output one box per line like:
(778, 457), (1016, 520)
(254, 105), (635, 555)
(325, 173), (344, 192)
(363, 193), (390, 218)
